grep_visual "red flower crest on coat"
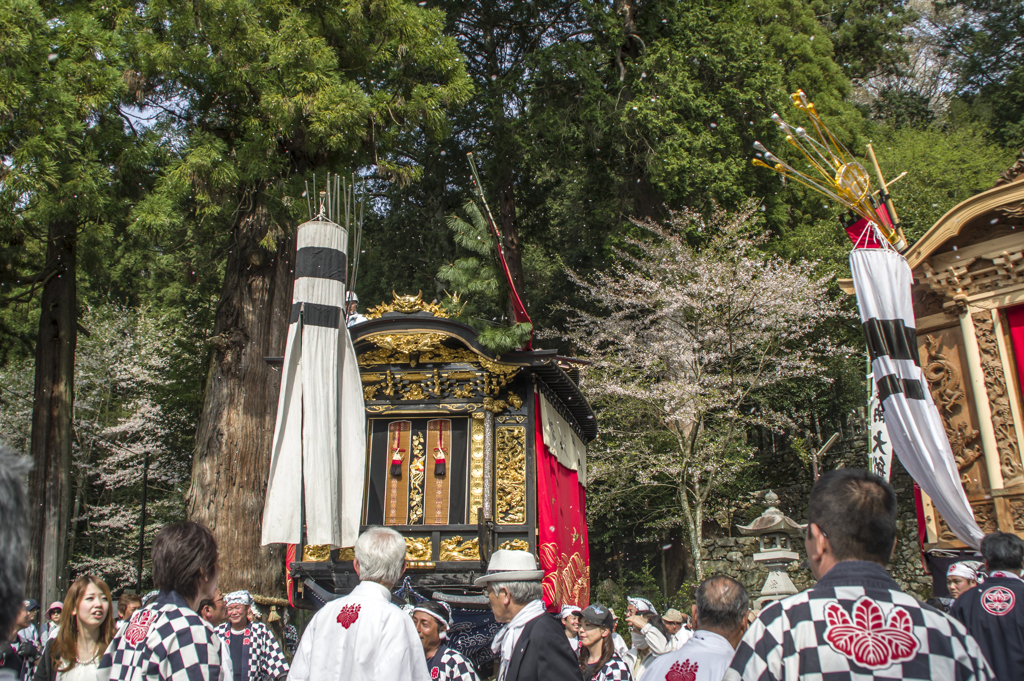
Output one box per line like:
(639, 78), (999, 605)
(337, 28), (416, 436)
(336, 604), (361, 629)
(430, 667), (439, 680)
(665, 659), (698, 681)
(981, 586), (1015, 616)
(124, 610), (159, 647)
(823, 597), (920, 669)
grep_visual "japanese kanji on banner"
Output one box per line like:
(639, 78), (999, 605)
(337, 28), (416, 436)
(868, 371), (894, 482)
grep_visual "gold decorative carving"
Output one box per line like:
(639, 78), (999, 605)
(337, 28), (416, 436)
(366, 403), (482, 414)
(497, 415), (527, 424)
(440, 535), (480, 561)
(470, 413), (486, 520)
(973, 314), (1024, 483)
(363, 384), (379, 400)
(972, 502), (998, 533)
(410, 432), (426, 524)
(405, 536), (432, 561)
(496, 426), (527, 525)
(1010, 499), (1024, 530)
(337, 547), (355, 561)
(498, 539), (530, 552)
(922, 335), (984, 473)
(366, 291), (450, 318)
(302, 545), (331, 562)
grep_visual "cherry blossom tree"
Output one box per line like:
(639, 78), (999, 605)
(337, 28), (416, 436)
(555, 202), (851, 580)
(0, 305), (186, 592)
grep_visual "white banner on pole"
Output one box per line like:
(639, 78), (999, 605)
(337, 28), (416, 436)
(851, 245), (983, 548)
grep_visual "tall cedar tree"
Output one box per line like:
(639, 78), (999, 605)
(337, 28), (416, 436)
(0, 0), (151, 605)
(129, 0), (470, 595)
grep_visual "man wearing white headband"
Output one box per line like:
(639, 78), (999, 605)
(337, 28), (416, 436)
(947, 561), (982, 599)
(624, 596), (670, 679)
(290, 527), (430, 681)
(411, 600), (480, 681)
(560, 605), (581, 652)
(214, 591), (289, 681)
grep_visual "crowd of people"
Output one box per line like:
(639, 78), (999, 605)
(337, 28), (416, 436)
(4, 437), (1024, 681)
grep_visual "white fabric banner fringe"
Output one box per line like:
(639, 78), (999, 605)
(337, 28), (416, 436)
(851, 247), (983, 548)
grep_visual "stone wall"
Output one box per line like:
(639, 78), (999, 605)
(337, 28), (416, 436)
(700, 440), (932, 601)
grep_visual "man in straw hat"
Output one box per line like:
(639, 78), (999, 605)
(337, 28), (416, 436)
(290, 527), (429, 681)
(215, 591), (288, 681)
(411, 600), (480, 681)
(476, 549), (583, 681)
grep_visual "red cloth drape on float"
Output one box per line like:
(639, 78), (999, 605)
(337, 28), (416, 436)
(1004, 306), (1024, 394)
(534, 394), (590, 611)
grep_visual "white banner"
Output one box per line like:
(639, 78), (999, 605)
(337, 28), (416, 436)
(851, 246), (983, 548)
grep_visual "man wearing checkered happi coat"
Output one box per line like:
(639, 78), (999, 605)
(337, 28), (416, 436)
(213, 621), (288, 681)
(431, 646), (480, 681)
(725, 469), (994, 681)
(98, 590), (222, 681)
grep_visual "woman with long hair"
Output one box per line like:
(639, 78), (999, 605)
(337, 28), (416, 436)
(577, 604), (632, 681)
(35, 576), (115, 681)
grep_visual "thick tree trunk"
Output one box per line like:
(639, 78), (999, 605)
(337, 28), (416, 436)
(497, 173), (526, 317)
(188, 197), (294, 596)
(26, 219), (77, 608)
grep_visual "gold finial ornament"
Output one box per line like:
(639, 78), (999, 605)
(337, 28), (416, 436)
(366, 291), (450, 319)
(753, 90), (906, 250)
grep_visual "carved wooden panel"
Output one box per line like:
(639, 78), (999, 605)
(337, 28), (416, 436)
(1011, 498), (1024, 531)
(918, 327), (990, 493)
(973, 312), (1024, 485)
(936, 502), (998, 542)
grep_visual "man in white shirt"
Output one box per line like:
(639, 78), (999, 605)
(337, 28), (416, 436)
(560, 605), (581, 652)
(641, 576), (750, 681)
(290, 527), (429, 681)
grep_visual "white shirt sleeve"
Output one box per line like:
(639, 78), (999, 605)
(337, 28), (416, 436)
(641, 623), (673, 655)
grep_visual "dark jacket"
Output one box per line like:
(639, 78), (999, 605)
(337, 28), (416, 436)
(32, 641), (55, 681)
(951, 575), (1024, 681)
(504, 612), (584, 681)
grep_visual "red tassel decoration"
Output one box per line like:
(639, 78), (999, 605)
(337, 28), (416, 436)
(390, 428), (404, 477)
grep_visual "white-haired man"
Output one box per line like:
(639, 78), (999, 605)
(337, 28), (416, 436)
(477, 550), (583, 681)
(214, 590), (288, 681)
(290, 527), (429, 681)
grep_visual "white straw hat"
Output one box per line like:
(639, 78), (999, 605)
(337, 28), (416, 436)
(473, 549), (545, 586)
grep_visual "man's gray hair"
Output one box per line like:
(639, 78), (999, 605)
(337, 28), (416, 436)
(0, 446), (30, 646)
(695, 574), (749, 632)
(354, 527), (406, 588)
(486, 580), (543, 605)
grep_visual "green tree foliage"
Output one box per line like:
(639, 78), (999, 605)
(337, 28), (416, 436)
(436, 200), (532, 353)
(811, 0), (915, 79)
(872, 118), (1017, 243)
(936, 0), (1024, 146)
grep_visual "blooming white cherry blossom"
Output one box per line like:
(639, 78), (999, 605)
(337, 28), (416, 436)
(552, 202), (852, 579)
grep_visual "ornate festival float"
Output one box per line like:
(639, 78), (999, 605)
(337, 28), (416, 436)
(757, 92), (1024, 595)
(258, 171), (595, 669)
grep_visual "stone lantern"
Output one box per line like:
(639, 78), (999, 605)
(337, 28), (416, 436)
(737, 490), (806, 610)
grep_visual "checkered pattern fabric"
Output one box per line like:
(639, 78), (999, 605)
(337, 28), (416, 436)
(213, 622), (288, 681)
(725, 561), (994, 681)
(593, 654), (633, 681)
(282, 625), (298, 658)
(431, 647), (481, 681)
(98, 590), (221, 681)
